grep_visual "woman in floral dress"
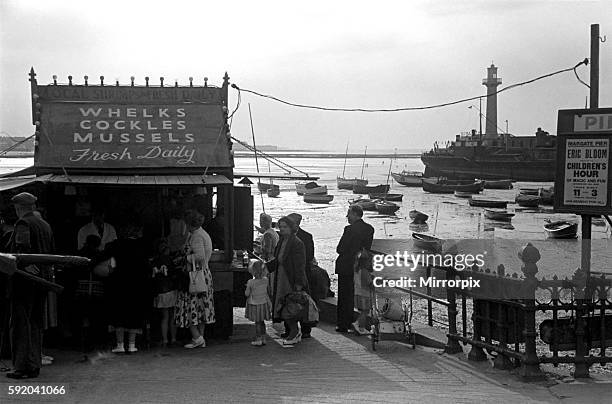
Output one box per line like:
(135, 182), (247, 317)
(174, 210), (215, 348)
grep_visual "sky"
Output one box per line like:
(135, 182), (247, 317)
(1, 0), (611, 151)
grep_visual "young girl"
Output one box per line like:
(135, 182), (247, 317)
(151, 238), (178, 347)
(245, 259), (272, 347)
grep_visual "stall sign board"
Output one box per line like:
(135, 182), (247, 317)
(555, 108), (612, 215)
(32, 82), (231, 170)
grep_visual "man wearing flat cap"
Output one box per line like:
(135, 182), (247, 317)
(286, 213), (315, 338)
(6, 192), (54, 379)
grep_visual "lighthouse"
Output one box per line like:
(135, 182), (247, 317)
(482, 64), (501, 137)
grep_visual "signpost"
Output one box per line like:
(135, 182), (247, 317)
(555, 108), (612, 215)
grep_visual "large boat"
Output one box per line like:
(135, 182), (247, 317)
(391, 170), (423, 187)
(420, 65), (556, 181)
(421, 128), (556, 181)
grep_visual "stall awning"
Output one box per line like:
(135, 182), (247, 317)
(0, 173), (231, 191)
(43, 174), (232, 186)
(0, 175), (51, 192)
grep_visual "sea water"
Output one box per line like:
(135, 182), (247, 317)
(2, 155), (610, 282)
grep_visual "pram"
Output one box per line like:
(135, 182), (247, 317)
(370, 287), (416, 351)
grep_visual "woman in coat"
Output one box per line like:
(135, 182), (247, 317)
(106, 222), (151, 353)
(267, 216), (307, 345)
(174, 210), (215, 349)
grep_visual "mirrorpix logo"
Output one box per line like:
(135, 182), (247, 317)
(371, 250), (484, 289)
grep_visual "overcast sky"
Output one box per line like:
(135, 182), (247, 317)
(1, 0), (611, 151)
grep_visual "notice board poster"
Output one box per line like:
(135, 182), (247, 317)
(555, 108), (612, 215)
(562, 138), (609, 206)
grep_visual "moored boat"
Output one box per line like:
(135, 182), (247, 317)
(368, 192), (403, 201)
(483, 179), (513, 189)
(257, 182), (273, 192)
(544, 220), (578, 239)
(296, 181), (328, 195)
(353, 184), (390, 195)
(519, 188), (540, 196)
(412, 233), (443, 252)
(349, 198), (378, 211)
(374, 200), (400, 215)
(303, 194), (334, 204)
(515, 194), (540, 207)
(484, 209), (515, 221)
(337, 177), (368, 190)
(539, 186), (554, 205)
(267, 185), (280, 197)
(454, 190), (474, 198)
(422, 178), (483, 194)
(468, 197), (508, 208)
(409, 210), (429, 223)
(391, 171), (423, 187)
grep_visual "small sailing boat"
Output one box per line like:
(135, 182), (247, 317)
(454, 190), (474, 198)
(484, 209), (515, 222)
(296, 181), (328, 195)
(349, 198), (378, 211)
(409, 210), (428, 224)
(391, 170), (423, 187)
(469, 197), (508, 208)
(482, 179), (513, 189)
(368, 193), (403, 201)
(544, 220), (578, 239)
(412, 233), (443, 252)
(337, 143), (368, 190)
(266, 184), (280, 198)
(515, 194), (540, 207)
(304, 194), (334, 204)
(374, 200), (400, 215)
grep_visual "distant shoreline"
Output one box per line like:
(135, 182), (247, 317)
(234, 152), (422, 158)
(0, 151), (423, 159)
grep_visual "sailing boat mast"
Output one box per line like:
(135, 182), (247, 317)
(248, 104), (265, 211)
(341, 142), (349, 178)
(360, 146), (368, 179)
(384, 149), (396, 197)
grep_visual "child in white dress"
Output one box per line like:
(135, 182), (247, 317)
(245, 260), (272, 346)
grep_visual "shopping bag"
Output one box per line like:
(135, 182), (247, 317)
(188, 260), (207, 294)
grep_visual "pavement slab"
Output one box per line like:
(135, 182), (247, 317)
(0, 313), (608, 404)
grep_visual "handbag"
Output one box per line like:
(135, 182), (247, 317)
(188, 259), (207, 295)
(75, 271), (104, 299)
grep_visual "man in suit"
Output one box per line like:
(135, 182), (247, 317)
(6, 192), (54, 379)
(287, 213), (315, 338)
(335, 205), (374, 333)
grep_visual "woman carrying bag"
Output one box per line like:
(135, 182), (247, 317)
(267, 216), (308, 345)
(174, 210), (215, 349)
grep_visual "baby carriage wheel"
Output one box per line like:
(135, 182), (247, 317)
(371, 320), (380, 351)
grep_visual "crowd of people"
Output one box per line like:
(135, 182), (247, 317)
(0, 193), (220, 379)
(1, 192), (376, 379)
(250, 205), (374, 345)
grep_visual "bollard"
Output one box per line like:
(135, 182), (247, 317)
(518, 243), (545, 380)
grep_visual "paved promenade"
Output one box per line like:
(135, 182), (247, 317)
(1, 313), (611, 403)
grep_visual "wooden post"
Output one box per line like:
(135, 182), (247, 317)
(573, 266), (590, 378)
(445, 265), (463, 354)
(518, 243), (545, 380)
